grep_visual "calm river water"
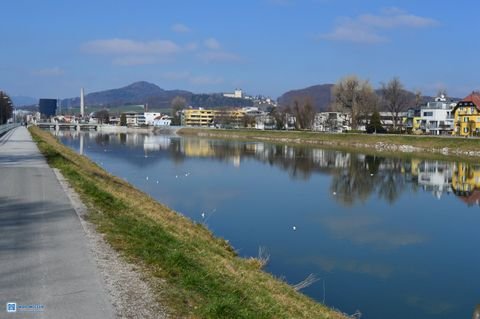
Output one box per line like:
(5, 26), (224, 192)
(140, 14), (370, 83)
(57, 130), (480, 319)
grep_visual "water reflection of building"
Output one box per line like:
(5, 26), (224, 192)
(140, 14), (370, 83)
(311, 149), (351, 168)
(55, 130), (480, 207)
(416, 160), (453, 199)
(143, 135), (171, 151)
(180, 139), (216, 157)
(452, 163), (480, 206)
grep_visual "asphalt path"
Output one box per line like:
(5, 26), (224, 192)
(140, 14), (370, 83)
(0, 127), (114, 318)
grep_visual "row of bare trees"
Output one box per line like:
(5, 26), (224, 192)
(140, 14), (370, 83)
(331, 75), (416, 131)
(279, 75), (427, 132)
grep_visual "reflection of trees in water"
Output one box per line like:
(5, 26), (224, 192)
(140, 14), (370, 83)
(83, 132), (465, 205)
(377, 159), (405, 204)
(95, 134), (110, 146)
(330, 155), (375, 206)
(330, 156), (406, 206)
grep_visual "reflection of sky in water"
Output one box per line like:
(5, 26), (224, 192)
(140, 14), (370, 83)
(57, 130), (480, 319)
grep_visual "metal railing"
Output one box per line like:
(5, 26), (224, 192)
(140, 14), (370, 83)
(0, 123), (20, 136)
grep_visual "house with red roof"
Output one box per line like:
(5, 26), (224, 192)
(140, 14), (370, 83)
(452, 92), (480, 136)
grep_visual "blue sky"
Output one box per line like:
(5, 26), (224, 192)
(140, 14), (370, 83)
(1, 0), (478, 99)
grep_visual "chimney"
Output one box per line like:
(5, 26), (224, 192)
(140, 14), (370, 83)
(80, 88), (85, 117)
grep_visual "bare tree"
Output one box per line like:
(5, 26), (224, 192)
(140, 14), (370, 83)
(332, 75), (376, 130)
(292, 98), (315, 130)
(94, 109), (110, 124)
(380, 77), (409, 131)
(271, 107), (287, 130)
(170, 96), (187, 125)
(414, 89), (423, 108)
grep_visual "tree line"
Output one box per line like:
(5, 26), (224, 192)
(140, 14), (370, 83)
(0, 91), (13, 124)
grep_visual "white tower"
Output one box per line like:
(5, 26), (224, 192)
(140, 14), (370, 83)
(80, 88), (85, 117)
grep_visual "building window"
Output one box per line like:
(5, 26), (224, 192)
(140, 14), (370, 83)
(423, 112), (433, 116)
(464, 127), (469, 133)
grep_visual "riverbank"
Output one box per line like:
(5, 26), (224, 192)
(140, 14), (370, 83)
(29, 126), (347, 319)
(177, 128), (480, 160)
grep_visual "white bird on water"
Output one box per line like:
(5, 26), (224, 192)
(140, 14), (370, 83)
(370, 173), (374, 176)
(201, 212), (205, 219)
(332, 192), (337, 196)
(146, 176), (149, 181)
(293, 226), (297, 231)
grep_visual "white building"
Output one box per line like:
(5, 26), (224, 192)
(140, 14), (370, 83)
(255, 115), (276, 130)
(124, 112), (146, 126)
(420, 95), (456, 135)
(144, 112), (162, 125)
(223, 89), (243, 99)
(242, 106), (266, 117)
(153, 115), (172, 126)
(313, 112), (351, 132)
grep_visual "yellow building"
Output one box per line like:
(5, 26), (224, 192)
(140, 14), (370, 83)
(403, 109), (422, 134)
(182, 108), (246, 127)
(452, 93), (480, 136)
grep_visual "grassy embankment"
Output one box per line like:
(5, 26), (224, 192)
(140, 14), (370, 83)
(29, 126), (346, 319)
(178, 128), (480, 161)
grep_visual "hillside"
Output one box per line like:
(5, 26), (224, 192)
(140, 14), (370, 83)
(277, 84), (334, 111)
(60, 81), (192, 109)
(12, 95), (37, 107)
(60, 81), (253, 110)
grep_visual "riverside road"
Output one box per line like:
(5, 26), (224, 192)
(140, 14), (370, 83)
(0, 126), (114, 318)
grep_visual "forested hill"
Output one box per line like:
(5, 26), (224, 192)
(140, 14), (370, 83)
(60, 81), (252, 109)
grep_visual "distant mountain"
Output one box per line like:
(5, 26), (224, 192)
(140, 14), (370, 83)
(61, 81), (192, 109)
(278, 84), (461, 111)
(277, 84), (334, 111)
(60, 81), (253, 110)
(11, 96), (37, 107)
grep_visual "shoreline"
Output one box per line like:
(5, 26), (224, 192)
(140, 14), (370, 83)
(176, 127), (480, 160)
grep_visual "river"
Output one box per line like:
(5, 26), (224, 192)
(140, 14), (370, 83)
(56, 130), (480, 319)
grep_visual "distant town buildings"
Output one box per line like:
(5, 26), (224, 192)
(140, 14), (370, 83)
(223, 89), (244, 99)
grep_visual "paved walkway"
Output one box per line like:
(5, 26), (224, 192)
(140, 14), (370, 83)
(0, 127), (114, 318)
